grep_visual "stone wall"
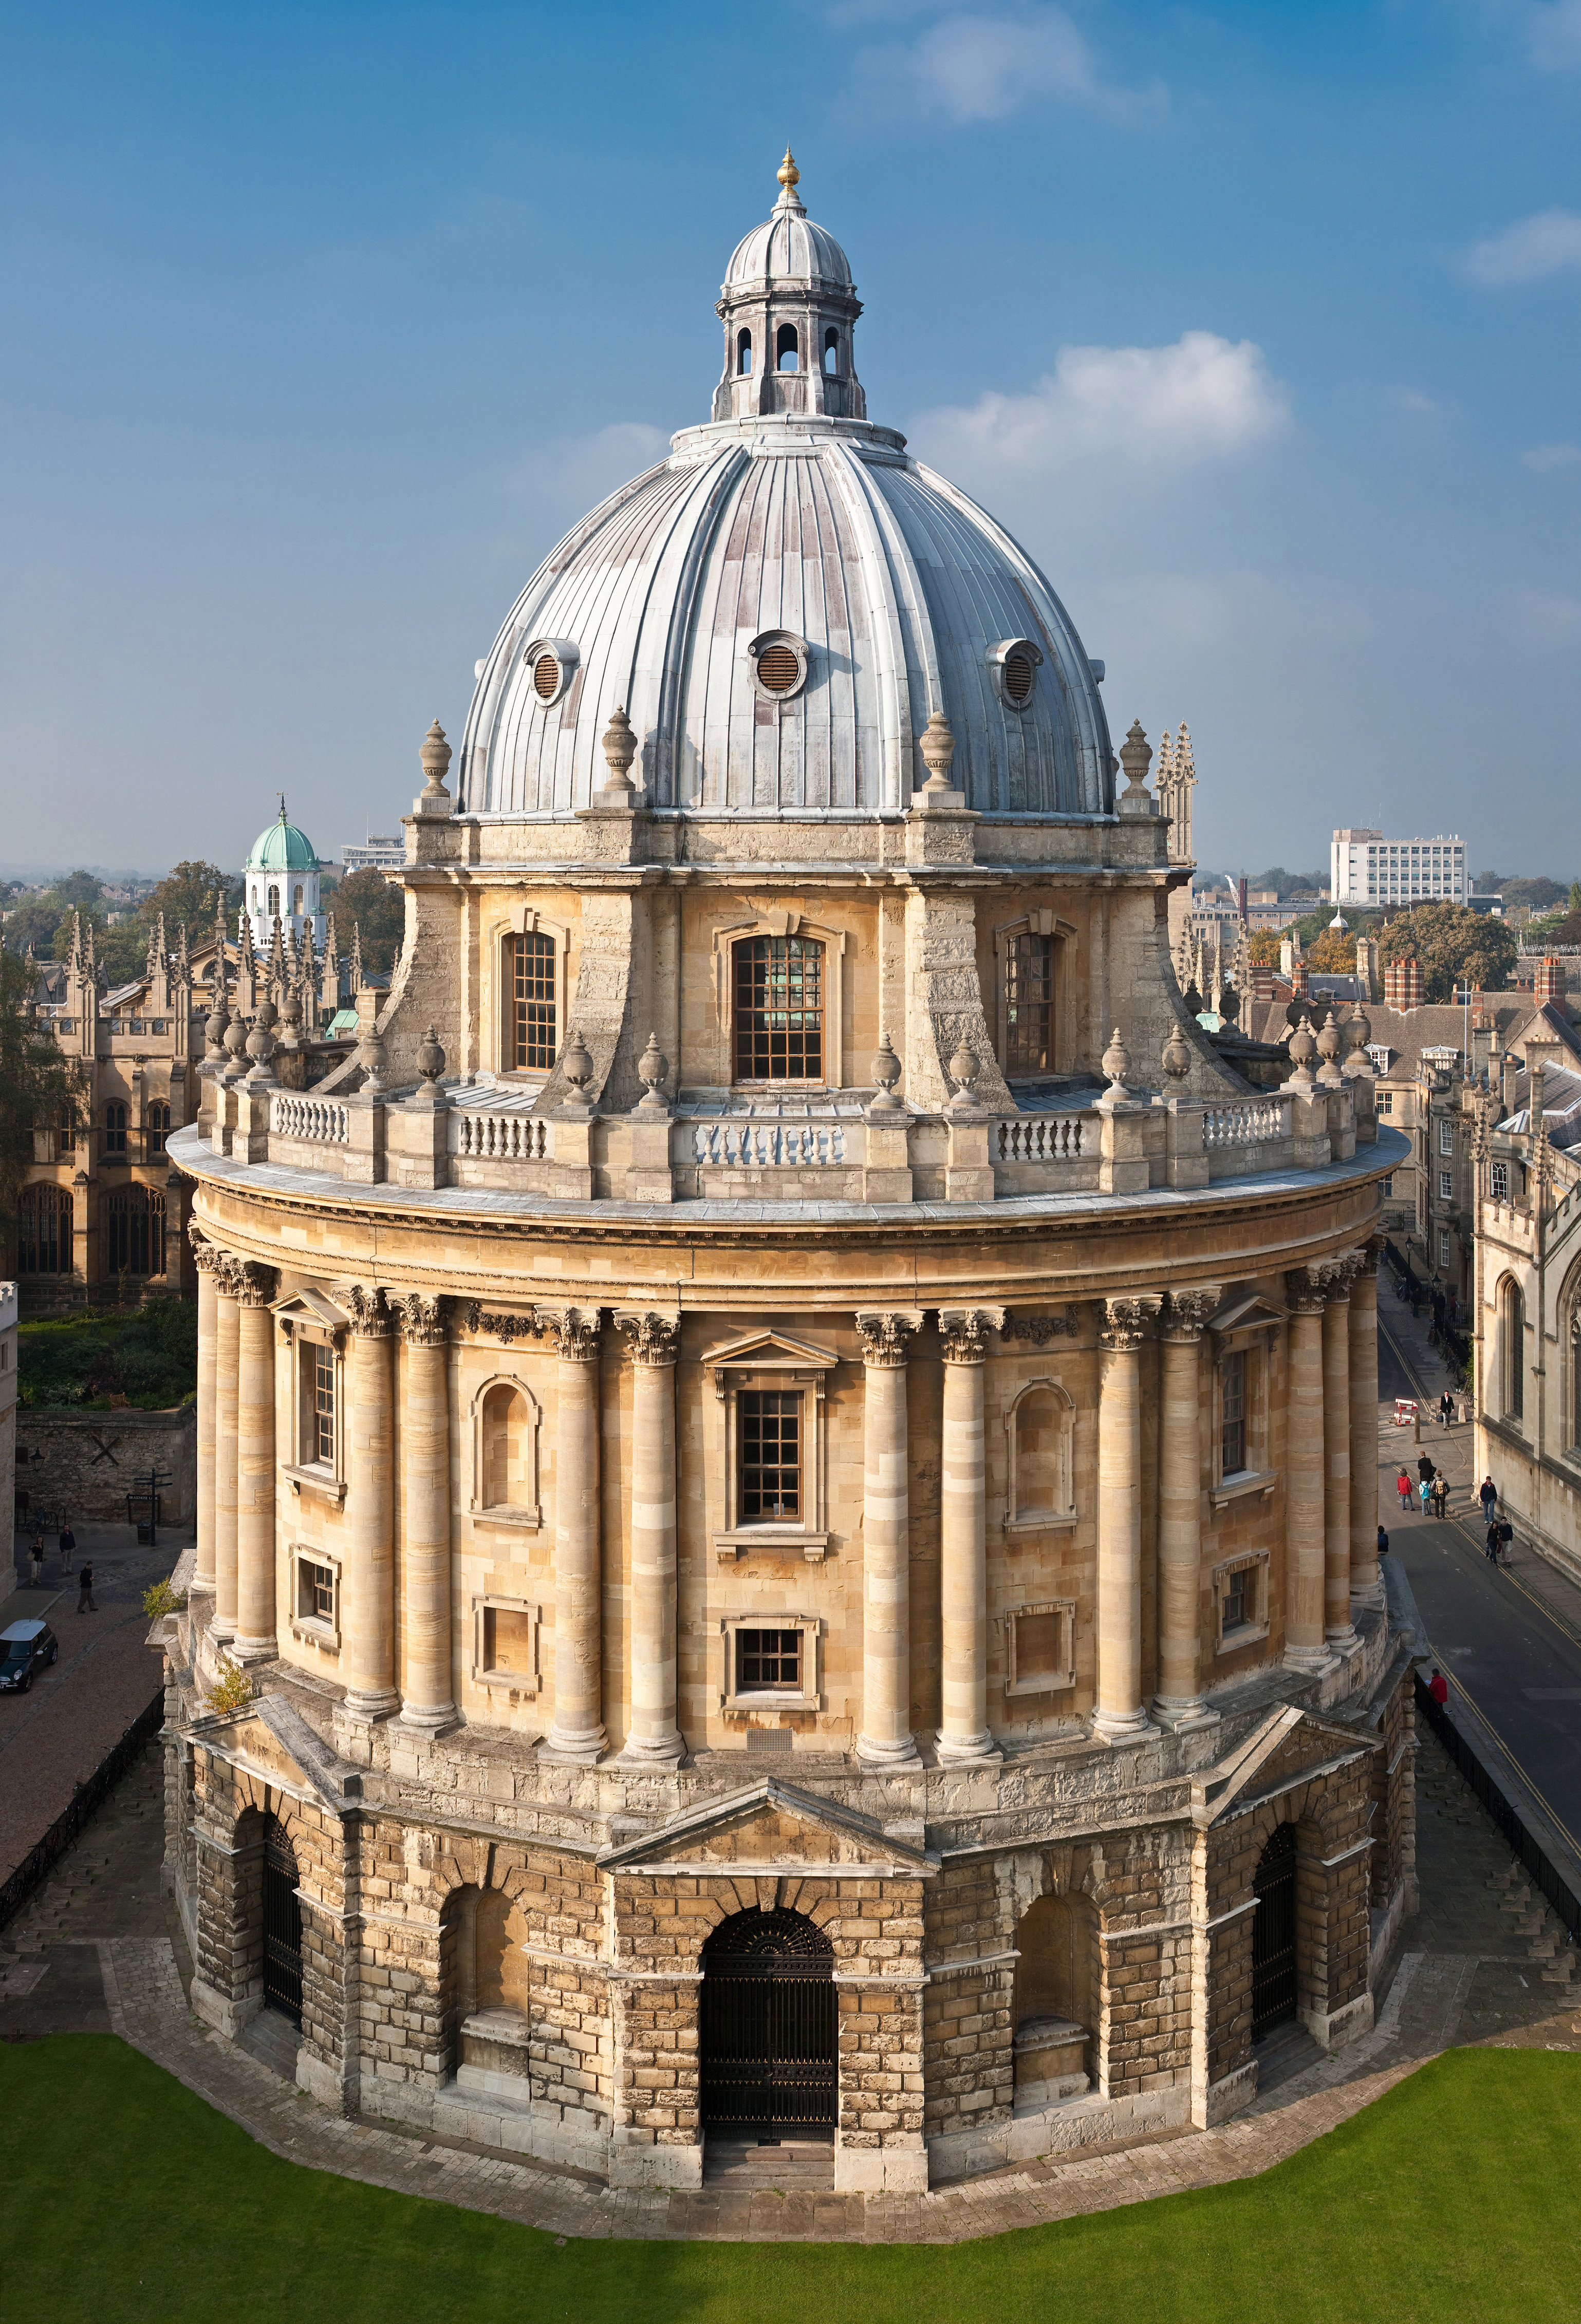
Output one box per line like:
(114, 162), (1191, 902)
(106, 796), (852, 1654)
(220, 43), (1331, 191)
(17, 1402), (195, 1526)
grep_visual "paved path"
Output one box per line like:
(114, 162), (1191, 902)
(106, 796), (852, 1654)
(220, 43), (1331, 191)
(2, 1725), (1577, 2243)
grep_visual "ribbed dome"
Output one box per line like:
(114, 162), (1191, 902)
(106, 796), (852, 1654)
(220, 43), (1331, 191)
(244, 810), (320, 872)
(723, 193), (853, 292)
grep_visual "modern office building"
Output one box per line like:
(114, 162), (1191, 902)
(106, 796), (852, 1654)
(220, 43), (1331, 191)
(1331, 831), (1468, 909)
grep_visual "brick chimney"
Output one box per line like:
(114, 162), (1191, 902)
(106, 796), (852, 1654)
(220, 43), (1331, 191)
(1384, 957), (1423, 1010)
(1534, 957), (1565, 1006)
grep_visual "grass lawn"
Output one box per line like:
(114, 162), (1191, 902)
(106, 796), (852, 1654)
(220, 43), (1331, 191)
(5, 2034), (1578, 2322)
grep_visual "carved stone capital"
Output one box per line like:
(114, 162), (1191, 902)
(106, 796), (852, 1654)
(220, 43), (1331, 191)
(937, 1306), (1006, 1365)
(1161, 1286), (1221, 1340)
(615, 1311), (680, 1368)
(999, 1309), (1080, 1346)
(1286, 1266), (1328, 1315)
(539, 1304), (603, 1363)
(188, 1229), (224, 1280)
(854, 1308), (925, 1368)
(338, 1283), (394, 1337)
(1099, 1296), (1161, 1351)
(394, 1292), (448, 1347)
(1354, 1235), (1385, 1280)
(231, 1261), (277, 1308)
(1323, 1251), (1363, 1301)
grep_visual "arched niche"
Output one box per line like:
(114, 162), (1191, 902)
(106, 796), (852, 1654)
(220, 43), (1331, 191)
(1004, 1377), (1076, 1531)
(469, 1373), (542, 1528)
(1011, 1890), (1097, 2097)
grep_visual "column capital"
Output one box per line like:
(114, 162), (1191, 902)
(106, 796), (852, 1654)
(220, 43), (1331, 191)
(615, 1310), (680, 1367)
(937, 1306), (1005, 1365)
(225, 1257), (276, 1307)
(538, 1303), (603, 1362)
(189, 1228), (225, 1279)
(1099, 1295), (1161, 1351)
(1285, 1266), (1328, 1315)
(855, 1308), (925, 1367)
(338, 1282), (394, 1336)
(1160, 1286), (1220, 1340)
(393, 1291), (448, 1346)
(1354, 1234), (1385, 1279)
(1323, 1250), (1364, 1300)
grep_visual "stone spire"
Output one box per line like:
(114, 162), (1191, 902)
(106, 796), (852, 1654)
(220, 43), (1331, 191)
(349, 922), (365, 994)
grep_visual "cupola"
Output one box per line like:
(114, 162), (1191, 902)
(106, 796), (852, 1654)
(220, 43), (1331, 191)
(712, 151), (867, 423)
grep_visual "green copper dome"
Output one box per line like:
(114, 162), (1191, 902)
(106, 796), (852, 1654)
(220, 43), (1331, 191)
(244, 803), (320, 873)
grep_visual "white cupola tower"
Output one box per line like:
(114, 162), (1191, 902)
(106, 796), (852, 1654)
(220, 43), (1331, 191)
(712, 151), (867, 423)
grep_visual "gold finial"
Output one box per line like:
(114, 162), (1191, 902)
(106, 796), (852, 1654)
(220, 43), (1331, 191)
(777, 146), (799, 195)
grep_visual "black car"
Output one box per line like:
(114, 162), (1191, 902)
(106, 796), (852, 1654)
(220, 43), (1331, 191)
(0, 1621), (59, 1693)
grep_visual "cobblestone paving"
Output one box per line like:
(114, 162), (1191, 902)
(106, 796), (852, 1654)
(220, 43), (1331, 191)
(2, 1727), (1578, 2242)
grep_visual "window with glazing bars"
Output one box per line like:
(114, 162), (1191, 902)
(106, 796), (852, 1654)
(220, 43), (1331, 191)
(736, 1628), (802, 1691)
(314, 1345), (335, 1465)
(739, 1390), (801, 1520)
(1223, 1567), (1251, 1631)
(1221, 1351), (1247, 1475)
(512, 932), (556, 1072)
(734, 936), (822, 1081)
(301, 1561), (334, 1622)
(1005, 932), (1053, 1075)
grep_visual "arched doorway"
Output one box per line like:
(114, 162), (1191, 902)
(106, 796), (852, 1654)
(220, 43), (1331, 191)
(1252, 1823), (1298, 2038)
(700, 1907), (834, 2140)
(262, 1816), (303, 2028)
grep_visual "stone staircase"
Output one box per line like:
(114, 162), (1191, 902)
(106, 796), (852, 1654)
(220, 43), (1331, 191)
(1252, 2018), (1326, 2095)
(702, 2134), (836, 2190)
(1493, 1864), (1578, 1985)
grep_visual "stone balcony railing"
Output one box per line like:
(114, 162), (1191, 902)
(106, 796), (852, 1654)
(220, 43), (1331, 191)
(199, 1067), (1375, 1207)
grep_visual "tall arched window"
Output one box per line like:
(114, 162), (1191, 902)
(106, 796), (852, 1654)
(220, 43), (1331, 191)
(823, 327), (839, 374)
(16, 1185), (71, 1274)
(104, 1101), (128, 1154)
(734, 935), (823, 1082)
(510, 931), (556, 1072)
(1502, 1280), (1526, 1424)
(146, 1101), (170, 1156)
(268, 884), (281, 919)
(1005, 932), (1054, 1076)
(737, 328), (752, 375)
(776, 323), (798, 373)
(106, 1186), (165, 1275)
(293, 884), (304, 913)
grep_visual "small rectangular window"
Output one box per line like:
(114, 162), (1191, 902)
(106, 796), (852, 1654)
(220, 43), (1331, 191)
(1440, 1170), (1454, 1200)
(299, 1561), (335, 1623)
(482, 1605), (536, 1676)
(1005, 932), (1054, 1076)
(1439, 1230), (1451, 1267)
(1221, 1351), (1247, 1476)
(1382, 1175), (1393, 1196)
(1223, 1567), (1250, 1632)
(1439, 1120), (1454, 1155)
(314, 1345), (334, 1465)
(1378, 1091), (1393, 1115)
(1491, 1161), (1509, 1203)
(512, 931), (556, 1073)
(736, 1628), (802, 1692)
(739, 1390), (801, 1520)
(734, 935), (823, 1082)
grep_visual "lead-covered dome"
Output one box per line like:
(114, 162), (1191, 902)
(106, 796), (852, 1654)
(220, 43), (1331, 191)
(723, 148), (853, 291)
(458, 163), (1113, 824)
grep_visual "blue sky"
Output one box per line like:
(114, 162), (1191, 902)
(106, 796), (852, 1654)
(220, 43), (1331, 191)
(3, 1), (1578, 879)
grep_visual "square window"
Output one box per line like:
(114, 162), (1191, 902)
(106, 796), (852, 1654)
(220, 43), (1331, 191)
(1003, 1600), (1076, 1697)
(736, 1628), (802, 1691)
(739, 1390), (801, 1521)
(483, 1605), (535, 1676)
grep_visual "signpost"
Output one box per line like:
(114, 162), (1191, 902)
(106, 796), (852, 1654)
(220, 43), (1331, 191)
(125, 1465), (174, 1549)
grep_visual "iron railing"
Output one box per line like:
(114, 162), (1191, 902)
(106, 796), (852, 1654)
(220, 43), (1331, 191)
(1414, 1672), (1581, 1941)
(0, 1689), (164, 1934)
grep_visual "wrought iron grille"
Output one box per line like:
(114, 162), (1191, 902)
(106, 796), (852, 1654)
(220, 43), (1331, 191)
(1251, 1823), (1297, 2037)
(262, 1818), (303, 2028)
(700, 1908), (835, 2134)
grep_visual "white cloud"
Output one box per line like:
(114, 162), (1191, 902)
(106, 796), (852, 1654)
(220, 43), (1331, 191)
(1510, 588), (1581, 646)
(1462, 208), (1581, 287)
(848, 5), (1161, 123)
(1521, 440), (1581, 470)
(910, 331), (1292, 478)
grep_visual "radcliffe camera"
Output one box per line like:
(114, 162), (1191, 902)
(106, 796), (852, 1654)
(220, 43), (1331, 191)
(2, 11), (1578, 2319)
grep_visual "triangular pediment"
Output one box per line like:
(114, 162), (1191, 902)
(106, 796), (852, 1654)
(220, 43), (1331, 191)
(598, 1778), (939, 1873)
(271, 1286), (350, 1334)
(700, 1328), (840, 1375)
(1191, 1703), (1377, 1829)
(1209, 1290), (1287, 1337)
(192, 1692), (362, 1811)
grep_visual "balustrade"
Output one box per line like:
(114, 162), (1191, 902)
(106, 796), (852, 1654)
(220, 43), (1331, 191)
(451, 1109), (553, 1162)
(1203, 1099), (1287, 1148)
(693, 1119), (847, 1169)
(995, 1114), (1089, 1164)
(271, 1094), (349, 1145)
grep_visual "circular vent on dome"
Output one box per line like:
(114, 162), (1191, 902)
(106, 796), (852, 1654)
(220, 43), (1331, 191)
(533, 652), (560, 701)
(1003, 652), (1034, 703)
(757, 643), (801, 694)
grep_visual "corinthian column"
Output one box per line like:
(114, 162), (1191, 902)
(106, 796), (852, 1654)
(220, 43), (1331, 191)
(395, 1294), (456, 1734)
(1093, 1297), (1160, 1739)
(1349, 1239), (1385, 1613)
(936, 1307), (1005, 1764)
(191, 1234), (219, 1590)
(1284, 1269), (1334, 1674)
(855, 1309), (924, 1768)
(342, 1284), (400, 1720)
(1323, 1261), (1360, 1651)
(213, 1264), (240, 1643)
(233, 1263), (280, 1661)
(616, 1312), (684, 1765)
(543, 1306), (607, 1763)
(1155, 1287), (1220, 1729)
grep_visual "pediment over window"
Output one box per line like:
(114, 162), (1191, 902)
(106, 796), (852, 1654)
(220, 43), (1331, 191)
(1188, 1704), (1377, 1830)
(701, 1327), (840, 1382)
(1208, 1290), (1287, 1337)
(271, 1286), (351, 1337)
(195, 1693), (363, 1812)
(598, 1778), (940, 1875)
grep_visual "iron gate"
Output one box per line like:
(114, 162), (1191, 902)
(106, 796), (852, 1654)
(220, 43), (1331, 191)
(1252, 1823), (1298, 2037)
(700, 1908), (835, 2135)
(262, 1819), (303, 2028)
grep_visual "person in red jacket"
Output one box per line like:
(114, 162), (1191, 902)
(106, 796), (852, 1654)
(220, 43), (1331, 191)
(1428, 1668), (1448, 1707)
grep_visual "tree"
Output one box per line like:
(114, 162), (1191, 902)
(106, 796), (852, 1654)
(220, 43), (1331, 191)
(1500, 876), (1569, 913)
(1247, 929), (1283, 966)
(1306, 929), (1356, 973)
(0, 948), (85, 1239)
(332, 866), (405, 975)
(52, 870), (103, 909)
(1379, 903), (1517, 1002)
(1570, 882), (1581, 917)
(139, 859), (230, 941)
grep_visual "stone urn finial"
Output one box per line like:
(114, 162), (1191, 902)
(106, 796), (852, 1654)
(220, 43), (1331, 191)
(1288, 1014), (1317, 1086)
(418, 719), (452, 804)
(1118, 719), (1154, 810)
(1316, 1008), (1343, 1082)
(1162, 1022), (1192, 1082)
(359, 1020), (389, 1095)
(1101, 1027), (1131, 1095)
(1345, 1004), (1372, 1061)
(869, 1030), (905, 1114)
(417, 1024), (446, 1085)
(222, 1005), (249, 1080)
(557, 1027), (596, 1117)
(204, 989), (229, 1060)
(636, 1031), (669, 1113)
(945, 1040), (981, 1112)
(245, 1006), (277, 1083)
(599, 704), (639, 798)
(918, 710), (957, 794)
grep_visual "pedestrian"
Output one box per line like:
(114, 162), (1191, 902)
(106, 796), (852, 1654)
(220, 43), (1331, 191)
(1479, 1476), (1498, 1522)
(58, 1517), (75, 1577)
(75, 1560), (96, 1615)
(1378, 1523), (1390, 1559)
(1486, 1520), (1502, 1564)
(1397, 1468), (1413, 1512)
(1441, 1392), (1455, 1427)
(1419, 1476), (1433, 1514)
(1431, 1474), (1449, 1520)
(1428, 1667), (1449, 1707)
(28, 1532), (45, 1587)
(1418, 1453), (1436, 1485)
(1499, 1519), (1514, 1565)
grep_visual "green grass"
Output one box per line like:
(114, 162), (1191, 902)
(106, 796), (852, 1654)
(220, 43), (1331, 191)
(17, 1299), (196, 1409)
(4, 2037), (1579, 2321)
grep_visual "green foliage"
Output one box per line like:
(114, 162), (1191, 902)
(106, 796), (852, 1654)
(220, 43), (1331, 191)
(139, 859), (229, 940)
(1500, 875), (1571, 913)
(17, 1300), (198, 1410)
(0, 948), (85, 1236)
(142, 1578), (189, 1618)
(1378, 902), (1518, 1002)
(204, 1654), (254, 1715)
(2, 2038), (1580, 2321)
(333, 864), (405, 975)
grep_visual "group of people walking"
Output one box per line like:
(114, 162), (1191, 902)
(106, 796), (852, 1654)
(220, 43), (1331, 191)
(1398, 1456), (1451, 1520)
(23, 1517), (95, 1611)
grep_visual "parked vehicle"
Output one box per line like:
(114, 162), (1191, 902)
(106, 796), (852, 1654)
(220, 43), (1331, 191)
(0, 1620), (60, 1693)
